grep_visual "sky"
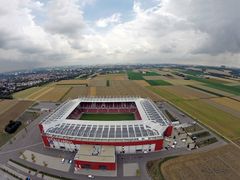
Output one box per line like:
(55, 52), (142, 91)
(0, 0), (240, 72)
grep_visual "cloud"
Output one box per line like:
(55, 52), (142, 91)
(0, 0), (239, 72)
(161, 0), (240, 55)
(84, 0), (240, 65)
(96, 13), (121, 28)
(44, 0), (85, 37)
(82, 0), (207, 63)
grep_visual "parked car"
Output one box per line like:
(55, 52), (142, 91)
(5, 120), (22, 134)
(88, 175), (95, 179)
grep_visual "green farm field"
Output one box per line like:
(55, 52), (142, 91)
(146, 80), (172, 86)
(127, 71), (145, 80)
(79, 113), (135, 121)
(188, 75), (240, 95)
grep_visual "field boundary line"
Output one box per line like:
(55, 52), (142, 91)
(59, 87), (73, 101)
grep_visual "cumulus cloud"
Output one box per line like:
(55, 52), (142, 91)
(44, 0), (85, 37)
(0, 0), (239, 72)
(96, 13), (121, 28)
(161, 0), (240, 55)
(0, 0), (80, 70)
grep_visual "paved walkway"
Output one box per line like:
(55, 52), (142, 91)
(123, 163), (139, 176)
(20, 150), (71, 172)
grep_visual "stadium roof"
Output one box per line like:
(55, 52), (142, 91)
(41, 97), (171, 141)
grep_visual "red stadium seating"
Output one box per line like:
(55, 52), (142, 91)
(66, 102), (142, 120)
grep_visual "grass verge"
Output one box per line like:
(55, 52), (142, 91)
(147, 156), (178, 180)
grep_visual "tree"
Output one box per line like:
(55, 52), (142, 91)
(43, 161), (48, 167)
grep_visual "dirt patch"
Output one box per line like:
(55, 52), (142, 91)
(161, 145), (240, 180)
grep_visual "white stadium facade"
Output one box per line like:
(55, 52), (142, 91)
(39, 97), (173, 171)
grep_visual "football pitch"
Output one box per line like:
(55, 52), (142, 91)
(79, 113), (135, 121)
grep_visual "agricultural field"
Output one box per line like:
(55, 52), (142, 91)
(187, 75), (240, 95)
(148, 86), (240, 140)
(93, 74), (128, 80)
(36, 86), (71, 102)
(55, 79), (88, 86)
(211, 97), (240, 111)
(0, 99), (18, 115)
(181, 70), (204, 76)
(62, 87), (89, 100)
(203, 76), (237, 84)
(157, 85), (216, 100)
(145, 80), (172, 86)
(235, 139), (240, 146)
(0, 100), (33, 132)
(13, 87), (42, 99)
(203, 97), (240, 118)
(232, 96), (240, 101)
(188, 84), (234, 97)
(80, 113), (135, 121)
(94, 80), (162, 101)
(153, 69), (172, 75)
(142, 71), (160, 76)
(143, 76), (163, 80)
(160, 144), (240, 180)
(89, 87), (97, 96)
(149, 71), (203, 85)
(127, 71), (160, 80)
(88, 79), (106, 87)
(26, 86), (55, 101)
(133, 80), (150, 87)
(111, 80), (162, 101)
(127, 71), (145, 80)
(161, 77), (203, 86)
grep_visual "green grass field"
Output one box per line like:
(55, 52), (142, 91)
(148, 86), (240, 140)
(146, 80), (172, 86)
(80, 113), (135, 121)
(127, 71), (145, 80)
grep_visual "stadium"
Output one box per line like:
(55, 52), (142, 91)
(39, 97), (173, 171)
